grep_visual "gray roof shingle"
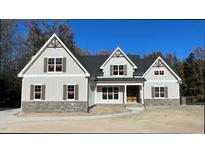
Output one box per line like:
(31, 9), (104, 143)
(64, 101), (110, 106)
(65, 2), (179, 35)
(78, 54), (179, 78)
(81, 55), (156, 76)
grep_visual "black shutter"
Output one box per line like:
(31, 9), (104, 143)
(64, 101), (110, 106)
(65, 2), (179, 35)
(165, 87), (168, 98)
(75, 84), (79, 100)
(42, 85), (45, 100)
(44, 58), (47, 72)
(63, 85), (67, 100)
(30, 85), (34, 100)
(110, 65), (113, 76)
(63, 57), (66, 72)
(124, 65), (127, 76)
(151, 87), (154, 98)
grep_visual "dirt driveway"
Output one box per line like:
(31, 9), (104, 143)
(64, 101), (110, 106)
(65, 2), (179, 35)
(0, 106), (204, 133)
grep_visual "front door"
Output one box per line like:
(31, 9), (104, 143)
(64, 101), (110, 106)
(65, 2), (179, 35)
(127, 86), (140, 103)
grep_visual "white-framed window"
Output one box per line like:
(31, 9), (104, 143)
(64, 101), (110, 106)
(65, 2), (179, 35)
(67, 85), (75, 100)
(159, 70), (164, 75)
(34, 85), (42, 100)
(113, 65), (125, 75)
(154, 70), (164, 75)
(154, 87), (165, 98)
(48, 58), (63, 72)
(102, 87), (119, 100)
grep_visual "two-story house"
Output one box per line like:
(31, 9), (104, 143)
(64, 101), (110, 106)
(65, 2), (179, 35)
(18, 34), (182, 113)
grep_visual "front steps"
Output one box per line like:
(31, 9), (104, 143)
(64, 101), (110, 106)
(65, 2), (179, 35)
(125, 103), (145, 110)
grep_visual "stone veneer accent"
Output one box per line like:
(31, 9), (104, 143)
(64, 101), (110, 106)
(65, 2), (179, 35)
(21, 101), (88, 113)
(144, 99), (180, 106)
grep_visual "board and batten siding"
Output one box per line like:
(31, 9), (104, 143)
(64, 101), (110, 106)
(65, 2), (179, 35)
(144, 65), (180, 99)
(24, 47), (85, 75)
(102, 56), (134, 78)
(22, 77), (87, 101)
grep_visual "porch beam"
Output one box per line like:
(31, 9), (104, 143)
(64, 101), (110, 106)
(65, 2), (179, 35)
(97, 83), (143, 86)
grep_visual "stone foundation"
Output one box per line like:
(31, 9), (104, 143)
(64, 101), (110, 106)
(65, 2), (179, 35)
(21, 101), (88, 113)
(144, 99), (180, 106)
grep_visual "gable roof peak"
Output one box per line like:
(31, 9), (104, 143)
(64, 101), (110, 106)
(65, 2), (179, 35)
(100, 47), (137, 69)
(18, 33), (90, 77)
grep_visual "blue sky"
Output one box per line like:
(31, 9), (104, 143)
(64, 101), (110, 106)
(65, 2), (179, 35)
(20, 20), (205, 59)
(68, 20), (205, 59)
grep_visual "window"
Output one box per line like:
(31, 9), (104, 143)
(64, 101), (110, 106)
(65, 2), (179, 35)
(48, 58), (55, 72)
(154, 87), (165, 98)
(119, 65), (124, 75)
(67, 85), (75, 99)
(154, 87), (159, 97)
(113, 65), (124, 76)
(56, 58), (63, 72)
(160, 87), (165, 97)
(114, 87), (119, 99)
(108, 87), (113, 100)
(34, 85), (42, 100)
(154, 70), (159, 75)
(48, 58), (63, 72)
(102, 87), (107, 100)
(154, 70), (164, 75)
(113, 65), (118, 75)
(160, 70), (164, 75)
(102, 87), (119, 100)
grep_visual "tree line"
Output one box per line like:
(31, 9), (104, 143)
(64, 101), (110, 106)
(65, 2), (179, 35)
(0, 19), (204, 107)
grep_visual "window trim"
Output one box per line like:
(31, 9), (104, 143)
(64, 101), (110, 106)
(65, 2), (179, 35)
(112, 64), (125, 76)
(159, 70), (164, 75)
(67, 84), (75, 100)
(33, 84), (43, 101)
(154, 86), (165, 98)
(47, 57), (63, 73)
(154, 70), (165, 76)
(101, 87), (120, 101)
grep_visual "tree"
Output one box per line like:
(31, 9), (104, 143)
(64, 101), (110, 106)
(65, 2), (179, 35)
(0, 19), (23, 107)
(96, 50), (112, 56)
(143, 51), (163, 59)
(166, 53), (178, 66)
(0, 20), (18, 73)
(24, 19), (87, 57)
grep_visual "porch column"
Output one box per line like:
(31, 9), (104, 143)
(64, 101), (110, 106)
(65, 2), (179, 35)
(140, 84), (144, 104)
(124, 85), (127, 104)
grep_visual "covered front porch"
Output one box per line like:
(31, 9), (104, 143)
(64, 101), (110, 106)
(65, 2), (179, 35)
(95, 83), (144, 105)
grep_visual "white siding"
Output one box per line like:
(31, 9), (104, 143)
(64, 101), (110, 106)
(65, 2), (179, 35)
(145, 65), (177, 81)
(22, 76), (87, 101)
(144, 81), (180, 99)
(144, 64), (180, 99)
(102, 56), (134, 78)
(24, 47), (85, 75)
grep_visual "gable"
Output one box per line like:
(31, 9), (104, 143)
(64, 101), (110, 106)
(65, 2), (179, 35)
(97, 47), (137, 78)
(100, 47), (137, 69)
(18, 34), (90, 77)
(143, 57), (182, 81)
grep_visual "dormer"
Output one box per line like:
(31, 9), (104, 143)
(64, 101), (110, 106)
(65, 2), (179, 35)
(98, 47), (137, 78)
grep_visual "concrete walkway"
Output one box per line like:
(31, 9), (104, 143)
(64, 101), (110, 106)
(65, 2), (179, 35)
(0, 106), (145, 123)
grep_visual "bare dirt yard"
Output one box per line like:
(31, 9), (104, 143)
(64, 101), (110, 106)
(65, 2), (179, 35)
(0, 105), (204, 133)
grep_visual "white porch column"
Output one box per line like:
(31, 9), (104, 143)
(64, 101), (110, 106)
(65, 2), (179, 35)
(140, 84), (144, 104)
(124, 85), (127, 104)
